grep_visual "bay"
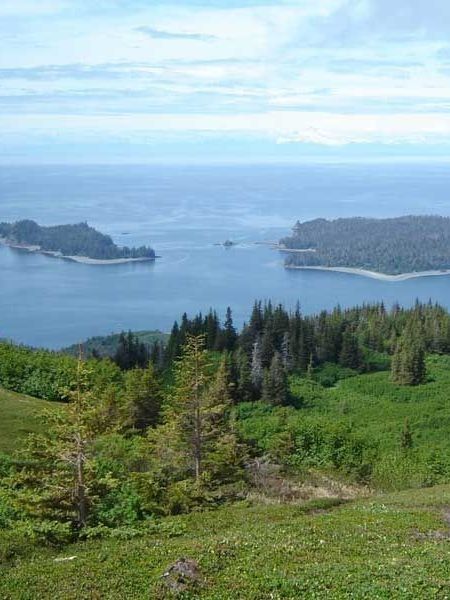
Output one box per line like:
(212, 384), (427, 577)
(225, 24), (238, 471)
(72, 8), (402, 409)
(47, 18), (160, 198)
(2, 162), (450, 348)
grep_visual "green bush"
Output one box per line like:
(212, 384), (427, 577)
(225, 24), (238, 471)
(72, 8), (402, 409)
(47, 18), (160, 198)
(312, 363), (358, 388)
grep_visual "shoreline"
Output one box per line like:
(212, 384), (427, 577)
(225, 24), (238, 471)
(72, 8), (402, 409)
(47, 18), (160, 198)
(285, 265), (450, 281)
(0, 239), (156, 265)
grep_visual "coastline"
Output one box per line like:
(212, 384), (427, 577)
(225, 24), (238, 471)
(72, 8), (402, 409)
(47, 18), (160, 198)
(0, 238), (155, 265)
(285, 265), (450, 282)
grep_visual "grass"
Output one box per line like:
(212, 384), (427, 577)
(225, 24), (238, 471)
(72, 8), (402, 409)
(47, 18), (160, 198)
(306, 355), (450, 454)
(2, 486), (450, 598)
(0, 388), (59, 454)
(3, 358), (450, 597)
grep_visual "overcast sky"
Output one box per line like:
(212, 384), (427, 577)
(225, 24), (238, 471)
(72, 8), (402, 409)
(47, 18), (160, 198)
(2, 0), (450, 162)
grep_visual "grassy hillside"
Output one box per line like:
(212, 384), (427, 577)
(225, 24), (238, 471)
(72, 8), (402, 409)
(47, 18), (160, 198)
(0, 388), (59, 454)
(2, 486), (450, 598)
(236, 355), (450, 491)
(3, 356), (450, 597)
(308, 355), (450, 450)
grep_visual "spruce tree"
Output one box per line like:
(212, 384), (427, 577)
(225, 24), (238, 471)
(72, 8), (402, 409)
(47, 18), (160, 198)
(123, 363), (162, 431)
(168, 335), (211, 481)
(221, 307), (238, 352)
(339, 327), (362, 370)
(10, 358), (118, 529)
(234, 348), (254, 402)
(391, 330), (427, 386)
(262, 352), (288, 406)
(281, 331), (292, 372)
(251, 336), (263, 392)
(149, 336), (245, 489)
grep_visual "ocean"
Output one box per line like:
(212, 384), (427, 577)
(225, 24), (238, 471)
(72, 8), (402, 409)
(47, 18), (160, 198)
(2, 162), (450, 348)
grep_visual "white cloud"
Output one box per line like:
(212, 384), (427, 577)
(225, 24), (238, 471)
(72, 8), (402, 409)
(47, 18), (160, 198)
(2, 0), (450, 156)
(3, 111), (450, 147)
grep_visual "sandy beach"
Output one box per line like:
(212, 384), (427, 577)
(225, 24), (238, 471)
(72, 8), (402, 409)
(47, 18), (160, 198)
(285, 265), (450, 281)
(62, 254), (154, 265)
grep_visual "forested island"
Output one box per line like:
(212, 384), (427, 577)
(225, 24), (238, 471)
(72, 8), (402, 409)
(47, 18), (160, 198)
(280, 215), (450, 276)
(0, 220), (155, 263)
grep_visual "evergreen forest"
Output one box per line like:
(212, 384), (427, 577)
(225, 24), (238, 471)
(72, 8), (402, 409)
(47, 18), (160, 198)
(281, 215), (450, 274)
(0, 220), (155, 260)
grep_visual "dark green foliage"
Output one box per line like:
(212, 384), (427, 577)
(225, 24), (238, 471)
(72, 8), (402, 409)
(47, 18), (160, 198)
(5, 298), (450, 556)
(237, 402), (372, 477)
(262, 352), (289, 406)
(234, 348), (254, 402)
(312, 362), (358, 388)
(0, 220), (155, 260)
(143, 337), (247, 514)
(282, 215), (450, 274)
(339, 327), (363, 370)
(114, 331), (150, 370)
(391, 325), (427, 386)
(220, 307), (238, 352)
(401, 418), (414, 451)
(123, 364), (163, 431)
(0, 342), (122, 401)
(62, 330), (168, 360)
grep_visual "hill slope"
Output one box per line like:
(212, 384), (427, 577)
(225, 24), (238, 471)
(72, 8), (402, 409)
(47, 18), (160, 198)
(2, 486), (450, 598)
(0, 388), (60, 454)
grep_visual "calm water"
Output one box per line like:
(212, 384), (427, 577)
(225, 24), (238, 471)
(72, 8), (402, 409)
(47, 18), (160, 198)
(2, 162), (450, 348)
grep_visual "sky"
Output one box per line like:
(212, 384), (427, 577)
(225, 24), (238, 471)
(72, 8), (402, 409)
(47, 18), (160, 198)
(2, 0), (450, 163)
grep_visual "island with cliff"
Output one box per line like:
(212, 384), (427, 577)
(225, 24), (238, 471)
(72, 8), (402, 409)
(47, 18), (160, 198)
(0, 220), (156, 265)
(280, 215), (450, 280)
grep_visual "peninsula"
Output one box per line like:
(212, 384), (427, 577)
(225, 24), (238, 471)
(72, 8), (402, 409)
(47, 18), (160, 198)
(280, 215), (450, 277)
(0, 220), (156, 264)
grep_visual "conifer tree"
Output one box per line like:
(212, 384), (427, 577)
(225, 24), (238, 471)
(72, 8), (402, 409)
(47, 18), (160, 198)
(10, 358), (118, 529)
(202, 355), (246, 483)
(234, 348), (254, 402)
(306, 353), (315, 380)
(168, 335), (211, 481)
(251, 336), (263, 392)
(123, 363), (162, 431)
(339, 327), (362, 370)
(221, 306), (238, 352)
(261, 320), (276, 368)
(281, 331), (292, 372)
(150, 336), (245, 489)
(262, 352), (289, 406)
(391, 329), (427, 386)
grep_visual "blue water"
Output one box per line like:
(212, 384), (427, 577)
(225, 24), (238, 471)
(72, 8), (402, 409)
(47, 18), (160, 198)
(2, 162), (450, 348)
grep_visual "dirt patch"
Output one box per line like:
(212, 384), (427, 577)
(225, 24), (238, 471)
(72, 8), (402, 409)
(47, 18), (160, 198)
(247, 460), (370, 506)
(413, 506), (450, 542)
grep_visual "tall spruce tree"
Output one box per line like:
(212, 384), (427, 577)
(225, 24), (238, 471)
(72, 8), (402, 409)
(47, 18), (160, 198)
(339, 327), (362, 370)
(221, 306), (238, 352)
(262, 352), (289, 406)
(9, 358), (119, 529)
(234, 348), (254, 402)
(123, 363), (162, 431)
(391, 330), (427, 386)
(251, 336), (264, 392)
(149, 336), (245, 488)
